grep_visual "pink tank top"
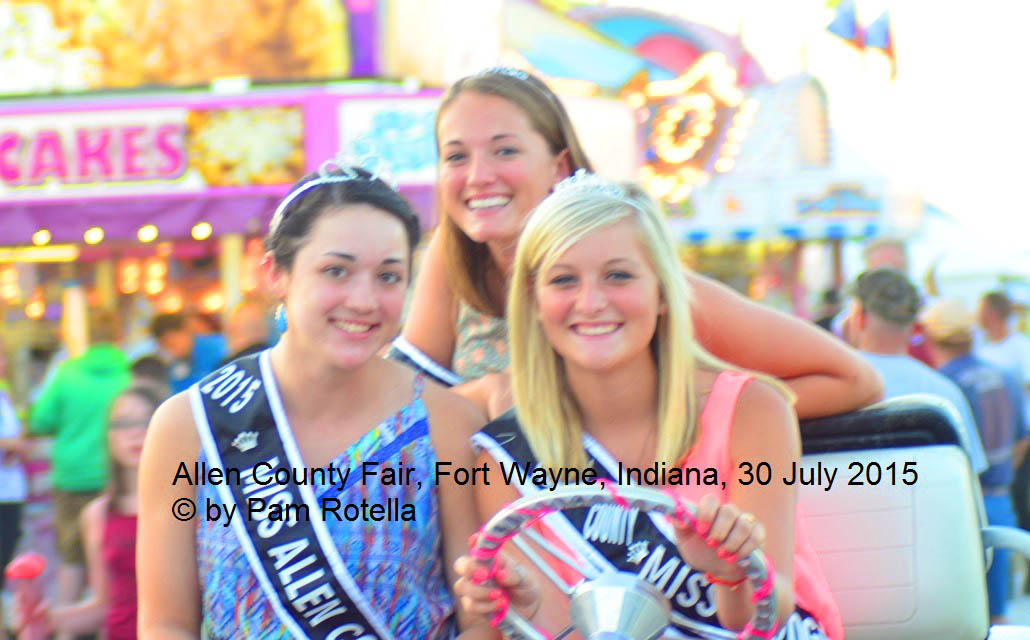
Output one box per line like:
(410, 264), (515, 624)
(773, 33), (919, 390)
(676, 371), (843, 640)
(102, 510), (138, 640)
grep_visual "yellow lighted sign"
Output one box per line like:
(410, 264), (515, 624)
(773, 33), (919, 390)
(0, 245), (79, 262)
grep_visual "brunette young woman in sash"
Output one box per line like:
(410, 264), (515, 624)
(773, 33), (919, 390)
(390, 67), (882, 420)
(453, 174), (843, 639)
(138, 165), (493, 639)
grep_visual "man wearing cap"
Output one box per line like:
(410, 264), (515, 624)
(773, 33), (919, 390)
(923, 297), (1029, 624)
(844, 269), (987, 474)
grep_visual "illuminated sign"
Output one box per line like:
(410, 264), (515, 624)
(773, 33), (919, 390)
(0, 245), (79, 262)
(796, 186), (882, 217)
(623, 53), (753, 205)
(0, 105), (304, 200)
(0, 123), (185, 186)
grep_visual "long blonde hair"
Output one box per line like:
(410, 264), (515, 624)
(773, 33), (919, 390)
(435, 68), (593, 316)
(508, 175), (793, 469)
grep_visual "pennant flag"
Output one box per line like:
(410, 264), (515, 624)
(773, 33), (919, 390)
(826, 0), (864, 49)
(865, 10), (896, 78)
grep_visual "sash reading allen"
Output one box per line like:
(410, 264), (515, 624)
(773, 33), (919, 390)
(188, 353), (396, 640)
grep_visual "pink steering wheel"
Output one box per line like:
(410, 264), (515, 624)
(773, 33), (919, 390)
(470, 484), (778, 640)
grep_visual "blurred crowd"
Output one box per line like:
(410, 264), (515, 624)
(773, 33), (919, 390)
(1, 299), (274, 638)
(2, 233), (1028, 636)
(814, 238), (1030, 625)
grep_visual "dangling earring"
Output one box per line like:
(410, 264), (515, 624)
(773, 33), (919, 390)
(275, 303), (287, 333)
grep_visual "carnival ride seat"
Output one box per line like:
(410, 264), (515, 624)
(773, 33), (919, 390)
(797, 394), (1030, 640)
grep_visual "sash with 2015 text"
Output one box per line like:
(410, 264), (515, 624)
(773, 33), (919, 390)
(188, 351), (394, 640)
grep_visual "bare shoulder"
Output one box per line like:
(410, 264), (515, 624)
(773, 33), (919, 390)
(138, 390), (203, 633)
(730, 377), (800, 459)
(142, 391), (201, 481)
(423, 379), (488, 459)
(80, 494), (110, 530)
(141, 389), (202, 494)
(471, 448), (521, 516)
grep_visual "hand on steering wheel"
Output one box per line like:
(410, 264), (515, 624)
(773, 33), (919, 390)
(454, 535), (540, 623)
(672, 494), (767, 586)
(462, 485), (778, 640)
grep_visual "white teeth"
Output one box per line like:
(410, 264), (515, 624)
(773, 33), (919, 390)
(333, 321), (374, 333)
(468, 196), (511, 209)
(575, 324), (619, 336)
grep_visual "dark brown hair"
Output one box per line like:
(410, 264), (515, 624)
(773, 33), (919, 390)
(265, 167), (421, 272)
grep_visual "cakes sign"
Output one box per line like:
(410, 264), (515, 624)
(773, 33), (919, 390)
(0, 123), (186, 186)
(0, 109), (189, 192)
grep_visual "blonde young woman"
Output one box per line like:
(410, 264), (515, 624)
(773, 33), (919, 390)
(391, 67), (881, 420)
(453, 174), (843, 639)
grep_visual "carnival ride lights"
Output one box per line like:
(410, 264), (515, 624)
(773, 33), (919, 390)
(621, 53), (759, 205)
(714, 158), (736, 173)
(32, 230), (50, 246)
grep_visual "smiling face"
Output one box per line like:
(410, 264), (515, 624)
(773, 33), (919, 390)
(534, 219), (665, 376)
(269, 205), (409, 370)
(108, 392), (154, 468)
(437, 91), (569, 247)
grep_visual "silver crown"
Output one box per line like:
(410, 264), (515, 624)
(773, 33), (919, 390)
(626, 540), (650, 565)
(232, 431), (259, 453)
(478, 66), (530, 81)
(271, 147), (396, 223)
(551, 169), (627, 199)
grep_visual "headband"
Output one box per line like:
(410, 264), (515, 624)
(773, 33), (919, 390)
(551, 169), (627, 200)
(270, 149), (395, 229)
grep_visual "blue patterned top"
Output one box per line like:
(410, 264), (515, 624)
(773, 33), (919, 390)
(195, 376), (455, 639)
